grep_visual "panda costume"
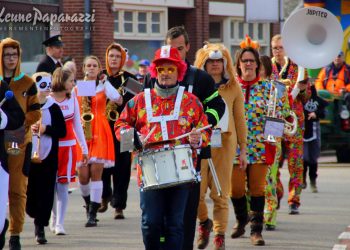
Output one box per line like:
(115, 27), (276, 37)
(25, 74), (66, 244)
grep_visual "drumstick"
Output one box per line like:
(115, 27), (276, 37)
(142, 126), (157, 144)
(174, 124), (212, 140)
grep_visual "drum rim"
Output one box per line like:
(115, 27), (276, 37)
(140, 144), (191, 156)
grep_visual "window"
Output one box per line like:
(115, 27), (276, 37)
(229, 19), (270, 59)
(114, 10), (165, 38)
(209, 22), (222, 41)
(138, 12), (147, 33)
(124, 11), (133, 33)
(151, 13), (160, 33)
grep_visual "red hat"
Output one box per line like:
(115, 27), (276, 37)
(150, 46), (187, 81)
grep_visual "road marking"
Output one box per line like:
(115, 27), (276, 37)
(333, 245), (347, 250)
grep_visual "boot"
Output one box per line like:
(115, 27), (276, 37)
(9, 235), (21, 250)
(230, 196), (249, 238)
(35, 225), (47, 245)
(196, 218), (213, 249)
(98, 196), (111, 213)
(83, 195), (90, 219)
(310, 179), (318, 193)
(250, 196), (265, 246)
(85, 202), (100, 227)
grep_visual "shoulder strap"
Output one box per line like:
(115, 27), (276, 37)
(186, 66), (197, 93)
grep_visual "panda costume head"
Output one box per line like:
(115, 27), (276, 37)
(32, 72), (52, 96)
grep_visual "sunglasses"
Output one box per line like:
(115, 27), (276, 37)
(156, 66), (177, 74)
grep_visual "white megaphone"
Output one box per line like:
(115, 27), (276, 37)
(282, 7), (343, 69)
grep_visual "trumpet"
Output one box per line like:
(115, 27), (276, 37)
(31, 120), (41, 163)
(7, 142), (20, 155)
(265, 80), (298, 143)
(81, 73), (94, 140)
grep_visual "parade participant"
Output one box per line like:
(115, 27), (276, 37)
(136, 59), (150, 83)
(271, 34), (309, 215)
(0, 37), (41, 250)
(50, 67), (88, 235)
(36, 35), (64, 74)
(193, 43), (247, 250)
(230, 36), (290, 246)
(0, 78), (25, 250)
(26, 72), (66, 244)
(76, 55), (122, 227)
(302, 81), (328, 193)
(315, 51), (350, 95)
(115, 46), (211, 250)
(261, 54), (292, 231)
(98, 43), (137, 219)
(144, 26), (225, 250)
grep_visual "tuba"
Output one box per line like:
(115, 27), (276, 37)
(81, 73), (94, 140)
(282, 6), (343, 70)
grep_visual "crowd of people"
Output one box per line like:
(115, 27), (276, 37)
(0, 24), (348, 250)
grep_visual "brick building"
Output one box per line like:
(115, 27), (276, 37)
(0, 0), (284, 76)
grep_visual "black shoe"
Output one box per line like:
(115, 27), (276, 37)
(35, 225), (47, 245)
(9, 235), (21, 250)
(0, 219), (9, 249)
(265, 224), (276, 231)
(288, 204), (299, 215)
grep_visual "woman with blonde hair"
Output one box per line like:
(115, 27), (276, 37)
(76, 55), (122, 227)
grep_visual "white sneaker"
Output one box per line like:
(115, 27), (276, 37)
(55, 225), (66, 235)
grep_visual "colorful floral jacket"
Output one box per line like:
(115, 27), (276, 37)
(271, 58), (311, 142)
(115, 88), (211, 177)
(235, 80), (290, 164)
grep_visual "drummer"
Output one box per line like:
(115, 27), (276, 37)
(114, 46), (211, 250)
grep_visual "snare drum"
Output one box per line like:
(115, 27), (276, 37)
(138, 145), (197, 190)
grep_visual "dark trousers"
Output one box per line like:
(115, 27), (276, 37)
(140, 185), (190, 250)
(26, 158), (57, 227)
(102, 123), (131, 210)
(303, 125), (321, 181)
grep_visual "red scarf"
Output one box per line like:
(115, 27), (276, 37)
(237, 75), (260, 103)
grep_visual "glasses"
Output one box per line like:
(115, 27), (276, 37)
(156, 66), (177, 74)
(3, 53), (18, 60)
(272, 46), (284, 51)
(241, 59), (256, 64)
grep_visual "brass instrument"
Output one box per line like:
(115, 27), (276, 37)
(265, 80), (298, 143)
(81, 73), (94, 140)
(31, 120), (41, 163)
(105, 100), (119, 122)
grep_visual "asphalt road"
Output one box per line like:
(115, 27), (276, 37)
(3, 154), (350, 250)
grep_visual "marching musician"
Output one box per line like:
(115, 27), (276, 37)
(99, 43), (138, 219)
(50, 67), (88, 235)
(115, 46), (211, 250)
(0, 72), (25, 249)
(270, 34), (310, 215)
(144, 26), (225, 250)
(230, 36), (290, 246)
(76, 55), (122, 227)
(193, 43), (247, 249)
(26, 72), (66, 244)
(0, 38), (41, 250)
